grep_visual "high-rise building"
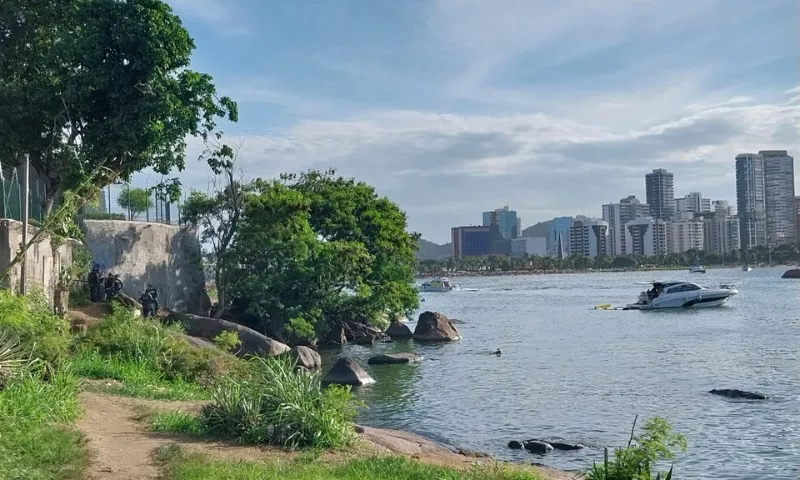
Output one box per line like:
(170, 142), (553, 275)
(451, 226), (491, 259)
(624, 217), (668, 256)
(703, 215), (741, 254)
(713, 200), (734, 217)
(510, 237), (548, 257)
(482, 206), (519, 239)
(667, 218), (705, 253)
(547, 217), (573, 257)
(602, 195), (650, 256)
(645, 169), (675, 220)
(736, 153), (768, 250)
(761, 150), (796, 246)
(676, 192), (711, 214)
(569, 216), (609, 258)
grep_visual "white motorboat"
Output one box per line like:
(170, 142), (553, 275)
(420, 277), (456, 292)
(742, 266), (752, 272)
(626, 281), (738, 310)
(689, 265), (706, 273)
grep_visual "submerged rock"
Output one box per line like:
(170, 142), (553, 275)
(781, 268), (800, 279)
(549, 441), (586, 451)
(385, 321), (413, 339)
(291, 346), (322, 371)
(709, 389), (768, 400)
(322, 357), (375, 386)
(523, 440), (554, 454)
(413, 311), (462, 342)
(507, 440), (523, 450)
(367, 353), (422, 365)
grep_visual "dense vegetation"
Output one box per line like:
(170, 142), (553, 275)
(184, 170), (420, 345)
(417, 244), (800, 275)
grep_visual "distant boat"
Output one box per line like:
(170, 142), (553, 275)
(689, 265), (706, 273)
(420, 277), (456, 292)
(742, 266), (752, 272)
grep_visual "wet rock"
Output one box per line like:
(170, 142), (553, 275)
(507, 440), (523, 450)
(167, 312), (289, 356)
(367, 353), (422, 365)
(550, 441), (586, 451)
(291, 346), (322, 371)
(782, 268), (800, 279)
(354, 425), (366, 434)
(709, 389), (768, 400)
(413, 311), (462, 342)
(458, 448), (492, 459)
(322, 357), (375, 386)
(355, 333), (379, 345)
(523, 440), (554, 454)
(385, 321), (413, 339)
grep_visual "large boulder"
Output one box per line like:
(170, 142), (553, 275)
(291, 346), (322, 370)
(367, 353), (422, 365)
(781, 268), (800, 279)
(385, 321), (413, 339)
(523, 440), (554, 454)
(413, 311), (461, 342)
(322, 357), (375, 386)
(166, 312), (289, 357)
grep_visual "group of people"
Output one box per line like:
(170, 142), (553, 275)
(87, 264), (159, 317)
(87, 265), (123, 302)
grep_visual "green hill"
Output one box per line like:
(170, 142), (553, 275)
(416, 239), (451, 260)
(520, 219), (559, 238)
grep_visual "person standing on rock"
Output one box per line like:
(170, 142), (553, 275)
(103, 273), (115, 301)
(88, 266), (101, 302)
(145, 284), (159, 314)
(139, 289), (154, 317)
(111, 274), (123, 298)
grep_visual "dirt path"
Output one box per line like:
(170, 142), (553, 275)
(77, 392), (180, 480)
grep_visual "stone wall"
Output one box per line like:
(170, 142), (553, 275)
(0, 219), (73, 305)
(80, 220), (210, 315)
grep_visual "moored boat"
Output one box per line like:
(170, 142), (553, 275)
(626, 281), (738, 310)
(420, 277), (456, 292)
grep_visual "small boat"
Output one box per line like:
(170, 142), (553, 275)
(689, 265), (706, 273)
(626, 281), (738, 310)
(742, 266), (752, 272)
(420, 277), (456, 292)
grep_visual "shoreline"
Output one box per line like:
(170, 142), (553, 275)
(415, 264), (791, 279)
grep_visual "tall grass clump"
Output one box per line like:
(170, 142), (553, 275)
(201, 355), (358, 448)
(586, 416), (687, 480)
(0, 331), (86, 479)
(0, 289), (70, 365)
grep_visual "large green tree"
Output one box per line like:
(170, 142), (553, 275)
(0, 0), (237, 210)
(117, 186), (152, 220)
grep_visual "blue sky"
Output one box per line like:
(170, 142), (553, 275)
(125, 0), (799, 243)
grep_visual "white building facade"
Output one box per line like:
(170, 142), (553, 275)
(624, 217), (668, 256)
(668, 218), (705, 253)
(510, 237), (548, 257)
(569, 217), (609, 258)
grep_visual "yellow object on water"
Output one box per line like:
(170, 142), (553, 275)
(594, 304), (612, 310)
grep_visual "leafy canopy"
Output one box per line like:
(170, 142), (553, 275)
(117, 186), (153, 220)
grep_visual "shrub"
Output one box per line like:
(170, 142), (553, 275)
(213, 330), (241, 352)
(284, 317), (316, 345)
(201, 355), (358, 448)
(0, 290), (70, 365)
(586, 416), (687, 480)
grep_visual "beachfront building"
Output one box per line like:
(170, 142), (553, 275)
(510, 237), (548, 257)
(569, 216), (609, 258)
(761, 150), (796, 246)
(602, 195), (650, 256)
(736, 153), (768, 250)
(645, 168), (675, 220)
(451, 226), (490, 259)
(547, 216), (573, 257)
(625, 217), (668, 257)
(482, 206), (520, 239)
(667, 217), (705, 253)
(703, 215), (741, 254)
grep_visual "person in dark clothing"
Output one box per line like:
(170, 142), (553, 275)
(145, 284), (159, 314)
(111, 274), (123, 297)
(139, 290), (153, 317)
(88, 267), (101, 302)
(103, 273), (115, 300)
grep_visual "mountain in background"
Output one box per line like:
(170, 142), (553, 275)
(521, 218), (561, 238)
(417, 238), (452, 260)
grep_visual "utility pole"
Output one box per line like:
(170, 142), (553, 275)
(145, 178), (150, 222)
(20, 154), (30, 295)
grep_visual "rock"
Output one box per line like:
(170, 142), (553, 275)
(449, 318), (466, 324)
(385, 321), (413, 339)
(709, 389), (768, 400)
(413, 311), (462, 342)
(322, 357), (375, 386)
(367, 353), (422, 365)
(458, 448), (492, 459)
(291, 346), (322, 371)
(355, 333), (378, 345)
(166, 312), (289, 357)
(179, 334), (218, 350)
(354, 424), (366, 434)
(782, 268), (800, 279)
(508, 440), (523, 450)
(550, 441), (586, 451)
(524, 440), (554, 454)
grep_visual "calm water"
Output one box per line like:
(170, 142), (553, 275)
(322, 268), (800, 479)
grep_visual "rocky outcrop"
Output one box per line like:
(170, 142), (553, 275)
(413, 311), (461, 342)
(166, 312), (289, 357)
(709, 389), (768, 400)
(385, 321), (413, 339)
(548, 441), (586, 451)
(781, 268), (800, 279)
(291, 346), (322, 370)
(367, 353), (422, 365)
(524, 440), (554, 454)
(508, 440), (523, 449)
(322, 357), (375, 386)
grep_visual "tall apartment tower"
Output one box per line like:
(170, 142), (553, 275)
(602, 195), (650, 256)
(761, 150), (796, 246)
(645, 169), (675, 220)
(735, 153), (768, 250)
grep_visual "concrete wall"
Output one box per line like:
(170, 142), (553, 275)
(0, 219), (73, 304)
(81, 220), (210, 315)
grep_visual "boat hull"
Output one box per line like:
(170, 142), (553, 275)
(421, 286), (452, 292)
(627, 294), (735, 310)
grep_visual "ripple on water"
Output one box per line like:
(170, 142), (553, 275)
(324, 268), (800, 479)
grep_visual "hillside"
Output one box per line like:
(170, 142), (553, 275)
(521, 219), (560, 238)
(417, 239), (452, 260)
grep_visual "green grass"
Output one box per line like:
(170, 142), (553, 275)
(72, 349), (210, 401)
(156, 445), (544, 480)
(0, 368), (88, 480)
(150, 411), (208, 436)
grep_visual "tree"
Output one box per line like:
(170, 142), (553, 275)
(0, 0), (237, 211)
(117, 186), (152, 220)
(182, 140), (248, 318)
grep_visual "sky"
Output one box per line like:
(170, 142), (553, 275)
(124, 0), (800, 244)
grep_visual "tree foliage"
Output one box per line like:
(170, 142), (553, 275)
(117, 186), (152, 220)
(0, 0), (237, 208)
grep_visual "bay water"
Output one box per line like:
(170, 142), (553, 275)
(323, 267), (799, 479)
